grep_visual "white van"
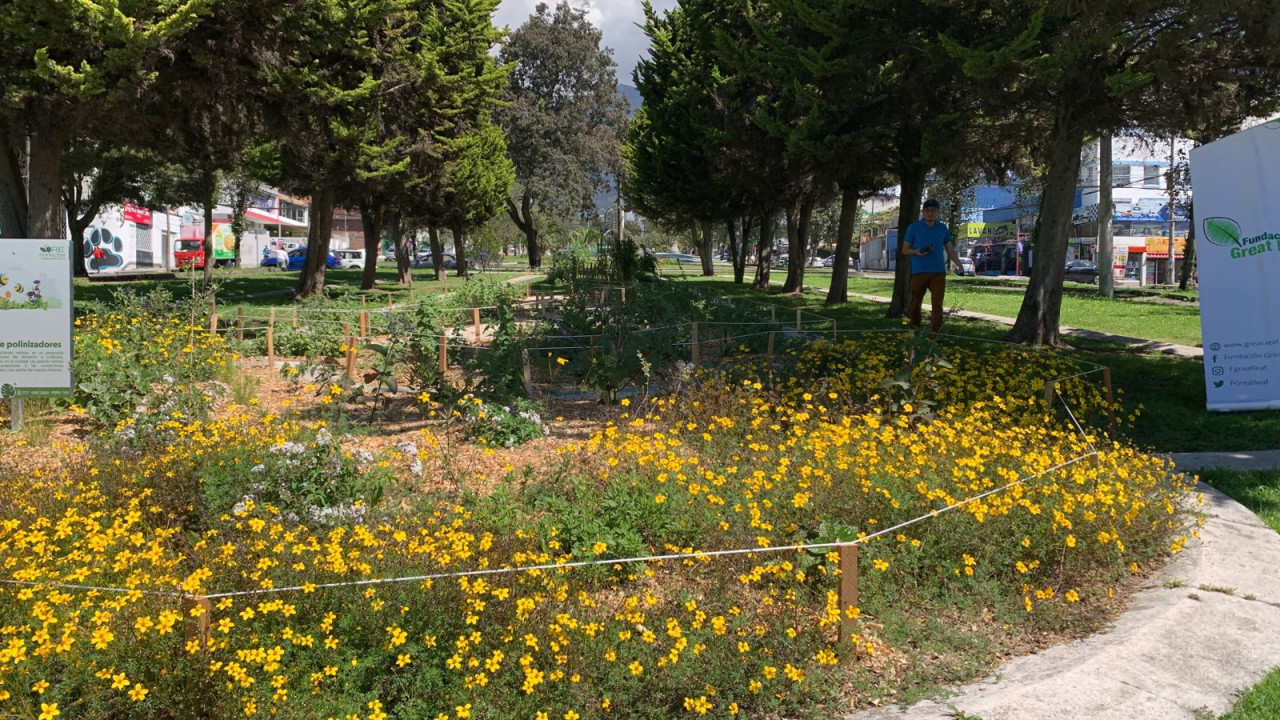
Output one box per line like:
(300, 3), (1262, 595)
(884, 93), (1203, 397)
(333, 249), (367, 270)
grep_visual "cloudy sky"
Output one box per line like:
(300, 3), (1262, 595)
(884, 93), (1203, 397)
(494, 0), (679, 85)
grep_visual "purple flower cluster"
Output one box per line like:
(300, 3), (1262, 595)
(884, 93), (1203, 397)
(26, 279), (42, 303)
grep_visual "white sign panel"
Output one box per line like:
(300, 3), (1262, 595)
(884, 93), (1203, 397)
(0, 239), (74, 398)
(1189, 121), (1280, 412)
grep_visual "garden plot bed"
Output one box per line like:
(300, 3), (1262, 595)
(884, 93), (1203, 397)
(0, 285), (1201, 720)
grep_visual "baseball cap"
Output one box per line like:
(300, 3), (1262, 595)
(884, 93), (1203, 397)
(922, 199), (940, 209)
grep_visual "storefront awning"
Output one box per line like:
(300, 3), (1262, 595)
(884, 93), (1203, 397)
(245, 208), (307, 229)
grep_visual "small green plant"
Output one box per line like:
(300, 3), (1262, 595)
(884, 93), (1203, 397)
(204, 427), (393, 523)
(878, 328), (955, 422)
(453, 394), (548, 448)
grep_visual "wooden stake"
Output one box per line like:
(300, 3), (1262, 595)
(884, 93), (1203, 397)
(767, 331), (775, 358)
(525, 282), (532, 299)
(387, 292), (393, 308)
(472, 306), (481, 337)
(1103, 367), (1115, 429)
(1044, 379), (1056, 409)
(838, 544), (859, 645)
(360, 310), (369, 339)
(183, 595), (212, 652)
(344, 323), (355, 379)
(620, 286), (626, 303)
(691, 322), (700, 365)
(291, 306), (298, 330)
(438, 336), (448, 374)
(770, 306), (777, 324)
(521, 349), (533, 397)
(830, 318), (837, 338)
(236, 307), (244, 342)
(267, 309), (276, 367)
(795, 307), (802, 330)
(209, 312), (219, 335)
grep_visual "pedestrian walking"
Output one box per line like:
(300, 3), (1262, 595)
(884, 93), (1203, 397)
(904, 198), (963, 335)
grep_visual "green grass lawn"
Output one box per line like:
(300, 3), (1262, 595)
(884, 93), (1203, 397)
(74, 266), (534, 313)
(1198, 470), (1280, 720)
(829, 275), (1202, 347)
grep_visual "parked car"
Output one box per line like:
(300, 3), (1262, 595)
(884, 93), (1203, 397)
(260, 248), (342, 271)
(411, 252), (458, 269)
(956, 257), (976, 276)
(332, 249), (367, 270)
(1063, 259), (1099, 284)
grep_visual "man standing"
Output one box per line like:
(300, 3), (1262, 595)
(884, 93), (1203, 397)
(903, 198), (963, 334)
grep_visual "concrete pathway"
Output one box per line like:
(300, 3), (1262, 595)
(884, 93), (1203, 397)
(846, 483), (1280, 720)
(848, 292), (1203, 358)
(1170, 451), (1280, 473)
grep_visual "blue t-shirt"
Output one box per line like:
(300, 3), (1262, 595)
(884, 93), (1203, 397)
(905, 219), (952, 274)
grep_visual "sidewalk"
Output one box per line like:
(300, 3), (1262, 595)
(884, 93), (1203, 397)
(1170, 450), (1280, 473)
(846, 482), (1280, 720)
(847, 292), (1203, 358)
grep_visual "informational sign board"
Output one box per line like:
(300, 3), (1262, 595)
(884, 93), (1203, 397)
(1189, 120), (1280, 412)
(1112, 246), (1128, 281)
(0, 239), (74, 399)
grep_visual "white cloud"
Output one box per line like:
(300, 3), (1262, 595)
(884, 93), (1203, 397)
(494, 0), (678, 85)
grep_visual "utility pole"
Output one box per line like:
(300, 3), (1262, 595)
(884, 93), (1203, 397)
(1098, 134), (1114, 298)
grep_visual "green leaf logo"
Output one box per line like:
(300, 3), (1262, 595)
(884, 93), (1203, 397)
(0, 384), (13, 399)
(1203, 217), (1243, 247)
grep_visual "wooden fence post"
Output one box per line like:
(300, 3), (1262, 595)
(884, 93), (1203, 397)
(387, 292), (393, 308)
(343, 323), (356, 380)
(839, 544), (859, 645)
(209, 312), (219, 335)
(770, 306), (776, 324)
(830, 318), (837, 338)
(691, 322), (700, 365)
(472, 306), (481, 337)
(438, 336), (448, 375)
(183, 595), (212, 652)
(267, 309), (276, 367)
(359, 310), (369, 339)
(236, 307), (244, 342)
(620, 286), (626, 303)
(767, 331), (775, 358)
(521, 349), (533, 397)
(795, 307), (803, 330)
(1044, 379), (1056, 409)
(525, 282), (532, 299)
(291, 306), (298, 330)
(1103, 367), (1115, 429)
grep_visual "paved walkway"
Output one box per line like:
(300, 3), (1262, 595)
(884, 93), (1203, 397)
(1170, 450), (1280, 473)
(848, 292), (1203, 358)
(846, 482), (1280, 720)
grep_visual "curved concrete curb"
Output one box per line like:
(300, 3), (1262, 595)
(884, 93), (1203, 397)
(846, 483), (1280, 720)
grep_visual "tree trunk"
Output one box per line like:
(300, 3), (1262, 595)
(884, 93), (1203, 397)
(27, 119), (66, 241)
(0, 119), (26, 238)
(783, 197), (811, 293)
(727, 217), (747, 281)
(65, 196), (96, 278)
(752, 210), (775, 290)
(391, 212), (411, 284)
(296, 187), (336, 299)
(201, 167), (217, 290)
(452, 223), (468, 277)
(1179, 202), (1196, 290)
(505, 192), (540, 269)
(826, 189), (859, 306)
(887, 161), (926, 318)
(1098, 133), (1114, 299)
(359, 202), (385, 290)
(698, 220), (714, 276)
(1006, 116), (1086, 346)
(428, 225), (446, 281)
